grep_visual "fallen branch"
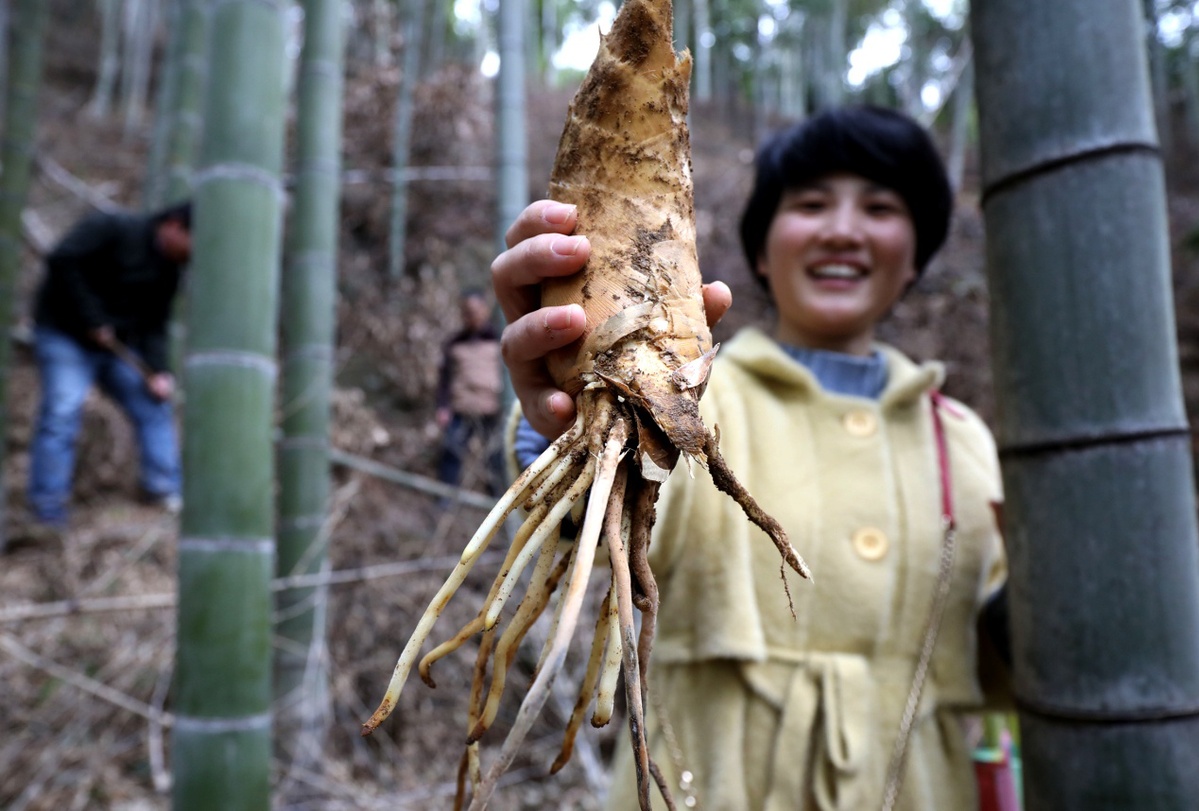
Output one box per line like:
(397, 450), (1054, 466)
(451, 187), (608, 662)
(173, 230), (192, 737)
(148, 663), (173, 793)
(0, 551), (507, 623)
(0, 593), (177, 623)
(35, 154), (123, 214)
(329, 448), (496, 511)
(21, 209), (54, 256)
(0, 633), (173, 726)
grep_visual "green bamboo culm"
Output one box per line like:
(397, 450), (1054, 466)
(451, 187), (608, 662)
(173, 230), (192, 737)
(161, 0), (212, 376)
(388, 0), (426, 281)
(972, 0), (1199, 807)
(494, 0), (528, 414)
(275, 0), (345, 765)
(0, 0), (51, 547)
(493, 0), (527, 257)
(164, 0), (212, 206)
(171, 1), (288, 808)
(142, 0), (181, 211)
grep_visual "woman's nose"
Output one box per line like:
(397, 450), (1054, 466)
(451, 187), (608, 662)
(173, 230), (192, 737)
(824, 202), (863, 242)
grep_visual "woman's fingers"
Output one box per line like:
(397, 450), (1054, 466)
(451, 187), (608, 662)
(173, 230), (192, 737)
(501, 305), (587, 364)
(500, 305), (587, 438)
(492, 200), (730, 437)
(523, 388), (578, 441)
(492, 234), (590, 320)
(702, 281), (732, 329)
(502, 200), (579, 248)
(491, 200), (592, 438)
(492, 200), (590, 323)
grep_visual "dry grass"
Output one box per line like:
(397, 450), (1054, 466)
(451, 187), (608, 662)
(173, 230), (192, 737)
(0, 510), (613, 811)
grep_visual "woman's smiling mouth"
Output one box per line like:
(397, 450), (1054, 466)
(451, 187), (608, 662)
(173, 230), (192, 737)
(809, 263), (866, 280)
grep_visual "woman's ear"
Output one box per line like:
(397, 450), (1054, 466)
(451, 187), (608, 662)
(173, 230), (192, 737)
(896, 257), (919, 297)
(754, 251), (769, 280)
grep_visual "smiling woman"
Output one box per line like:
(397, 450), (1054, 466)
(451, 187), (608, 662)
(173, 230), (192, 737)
(501, 104), (1010, 811)
(758, 174), (917, 354)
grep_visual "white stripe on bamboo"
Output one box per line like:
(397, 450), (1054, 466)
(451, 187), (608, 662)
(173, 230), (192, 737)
(172, 712), (272, 733)
(179, 537), (274, 555)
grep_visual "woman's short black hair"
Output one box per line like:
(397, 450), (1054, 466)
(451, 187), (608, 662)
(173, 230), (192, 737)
(738, 105), (953, 287)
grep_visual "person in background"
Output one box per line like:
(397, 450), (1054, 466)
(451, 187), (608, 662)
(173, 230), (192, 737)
(435, 289), (504, 496)
(495, 106), (1009, 809)
(27, 202), (191, 527)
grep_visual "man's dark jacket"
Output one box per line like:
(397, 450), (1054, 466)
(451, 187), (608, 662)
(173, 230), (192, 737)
(34, 210), (185, 372)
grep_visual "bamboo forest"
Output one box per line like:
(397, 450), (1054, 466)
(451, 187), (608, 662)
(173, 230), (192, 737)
(3, 0), (1199, 808)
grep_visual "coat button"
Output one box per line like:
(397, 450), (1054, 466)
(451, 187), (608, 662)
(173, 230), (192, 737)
(852, 527), (889, 560)
(843, 410), (877, 437)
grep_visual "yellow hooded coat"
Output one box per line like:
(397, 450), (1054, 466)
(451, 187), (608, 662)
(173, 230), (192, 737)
(603, 328), (1006, 811)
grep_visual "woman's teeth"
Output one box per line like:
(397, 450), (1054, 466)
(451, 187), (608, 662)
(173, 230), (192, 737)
(811, 264), (862, 279)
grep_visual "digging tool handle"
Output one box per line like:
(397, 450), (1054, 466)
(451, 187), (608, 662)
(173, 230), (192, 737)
(104, 337), (160, 392)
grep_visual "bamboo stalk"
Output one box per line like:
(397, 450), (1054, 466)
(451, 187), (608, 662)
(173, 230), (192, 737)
(0, 0), (50, 549)
(973, 0), (1199, 805)
(275, 0), (347, 763)
(173, 1), (289, 807)
(164, 0), (211, 204)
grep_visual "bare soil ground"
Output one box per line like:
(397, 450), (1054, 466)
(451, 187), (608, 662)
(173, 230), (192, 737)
(6, 14), (1199, 810)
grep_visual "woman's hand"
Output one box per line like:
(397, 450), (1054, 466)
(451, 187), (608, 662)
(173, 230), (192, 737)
(492, 200), (733, 440)
(493, 201), (590, 439)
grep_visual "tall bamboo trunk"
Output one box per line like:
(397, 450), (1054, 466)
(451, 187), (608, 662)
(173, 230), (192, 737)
(539, 0), (557, 86)
(673, 0), (690, 56)
(0, 1), (12, 125)
(120, 0), (157, 136)
(388, 0), (425, 281)
(275, 0), (344, 769)
(495, 0), (527, 416)
(494, 0), (527, 252)
(779, 16), (806, 121)
(1142, 0), (1172, 158)
(972, 0), (1199, 807)
(165, 0), (211, 204)
(425, 0), (446, 77)
(371, 0), (393, 68)
(144, 0), (182, 210)
(823, 0), (846, 107)
(171, 1), (288, 807)
(90, 0), (120, 118)
(162, 0), (210, 373)
(946, 56), (973, 191)
(1183, 26), (1199, 147)
(692, 0), (710, 101)
(0, 0), (49, 548)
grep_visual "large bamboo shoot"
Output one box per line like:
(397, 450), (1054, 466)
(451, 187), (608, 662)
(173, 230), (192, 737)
(362, 1), (809, 807)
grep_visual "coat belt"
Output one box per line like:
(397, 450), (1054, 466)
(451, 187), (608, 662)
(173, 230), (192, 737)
(742, 652), (875, 811)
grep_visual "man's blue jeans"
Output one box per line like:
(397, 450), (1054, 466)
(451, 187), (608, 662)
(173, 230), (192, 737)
(28, 326), (181, 523)
(438, 412), (503, 495)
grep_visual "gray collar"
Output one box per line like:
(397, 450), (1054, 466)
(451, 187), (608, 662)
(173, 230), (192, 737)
(780, 343), (888, 399)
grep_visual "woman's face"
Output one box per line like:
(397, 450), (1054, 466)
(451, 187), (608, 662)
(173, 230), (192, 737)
(756, 173), (918, 355)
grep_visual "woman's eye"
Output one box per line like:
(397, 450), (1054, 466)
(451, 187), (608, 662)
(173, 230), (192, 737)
(791, 197), (826, 212)
(865, 199), (902, 216)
